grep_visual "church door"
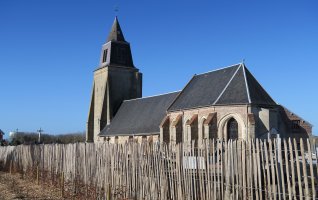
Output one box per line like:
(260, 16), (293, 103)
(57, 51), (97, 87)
(227, 118), (238, 140)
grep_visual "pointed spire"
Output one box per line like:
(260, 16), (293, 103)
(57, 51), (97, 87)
(107, 16), (126, 42)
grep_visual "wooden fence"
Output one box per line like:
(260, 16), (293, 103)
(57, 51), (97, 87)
(0, 138), (317, 200)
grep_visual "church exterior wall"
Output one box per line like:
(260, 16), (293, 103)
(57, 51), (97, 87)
(106, 135), (159, 144)
(97, 105), (312, 145)
(87, 68), (108, 143)
(251, 106), (279, 139)
(94, 68), (109, 142)
(107, 67), (142, 120)
(161, 105), (312, 144)
(164, 105), (250, 143)
(87, 66), (142, 143)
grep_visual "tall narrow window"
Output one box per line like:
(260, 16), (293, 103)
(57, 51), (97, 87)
(227, 118), (238, 140)
(102, 49), (108, 63)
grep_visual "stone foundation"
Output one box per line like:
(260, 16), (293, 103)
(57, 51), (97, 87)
(103, 135), (159, 144)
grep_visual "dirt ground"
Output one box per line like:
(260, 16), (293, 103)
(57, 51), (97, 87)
(0, 171), (63, 200)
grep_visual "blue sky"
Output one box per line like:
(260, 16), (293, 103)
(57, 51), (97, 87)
(0, 0), (317, 137)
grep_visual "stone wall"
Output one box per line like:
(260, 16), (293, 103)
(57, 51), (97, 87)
(106, 135), (159, 144)
(161, 104), (312, 143)
(162, 105), (250, 143)
(94, 68), (109, 143)
(87, 65), (142, 143)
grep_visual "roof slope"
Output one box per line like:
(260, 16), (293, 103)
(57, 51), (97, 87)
(244, 67), (276, 105)
(100, 92), (180, 136)
(107, 17), (126, 42)
(168, 63), (276, 111)
(168, 64), (240, 111)
(214, 64), (249, 104)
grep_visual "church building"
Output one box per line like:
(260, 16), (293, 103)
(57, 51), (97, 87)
(86, 17), (312, 144)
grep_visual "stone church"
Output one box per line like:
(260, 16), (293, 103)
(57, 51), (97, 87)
(86, 17), (312, 144)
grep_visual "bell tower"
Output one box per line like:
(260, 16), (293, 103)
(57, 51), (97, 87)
(86, 17), (142, 142)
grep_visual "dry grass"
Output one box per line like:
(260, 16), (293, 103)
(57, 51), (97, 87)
(0, 171), (63, 200)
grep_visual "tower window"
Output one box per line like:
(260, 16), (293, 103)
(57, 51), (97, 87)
(102, 49), (108, 63)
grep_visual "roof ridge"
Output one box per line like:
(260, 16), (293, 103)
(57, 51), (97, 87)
(195, 62), (242, 76)
(123, 90), (181, 102)
(242, 63), (251, 103)
(213, 64), (242, 104)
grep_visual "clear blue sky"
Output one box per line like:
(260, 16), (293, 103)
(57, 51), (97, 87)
(0, 0), (317, 138)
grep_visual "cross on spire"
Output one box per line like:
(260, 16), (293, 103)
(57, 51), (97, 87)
(114, 5), (119, 14)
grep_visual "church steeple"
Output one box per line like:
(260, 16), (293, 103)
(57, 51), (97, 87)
(107, 17), (126, 42)
(87, 17), (142, 142)
(99, 17), (134, 68)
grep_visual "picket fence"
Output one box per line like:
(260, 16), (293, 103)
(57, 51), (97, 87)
(0, 138), (317, 200)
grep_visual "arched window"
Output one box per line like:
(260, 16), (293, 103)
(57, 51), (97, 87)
(227, 118), (238, 140)
(160, 116), (170, 143)
(184, 120), (191, 142)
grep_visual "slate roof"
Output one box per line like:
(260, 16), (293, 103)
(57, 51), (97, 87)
(0, 129), (4, 135)
(99, 63), (277, 137)
(100, 92), (180, 136)
(107, 17), (126, 42)
(168, 63), (276, 111)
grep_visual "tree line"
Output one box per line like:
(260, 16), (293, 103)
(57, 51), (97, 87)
(9, 131), (85, 145)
